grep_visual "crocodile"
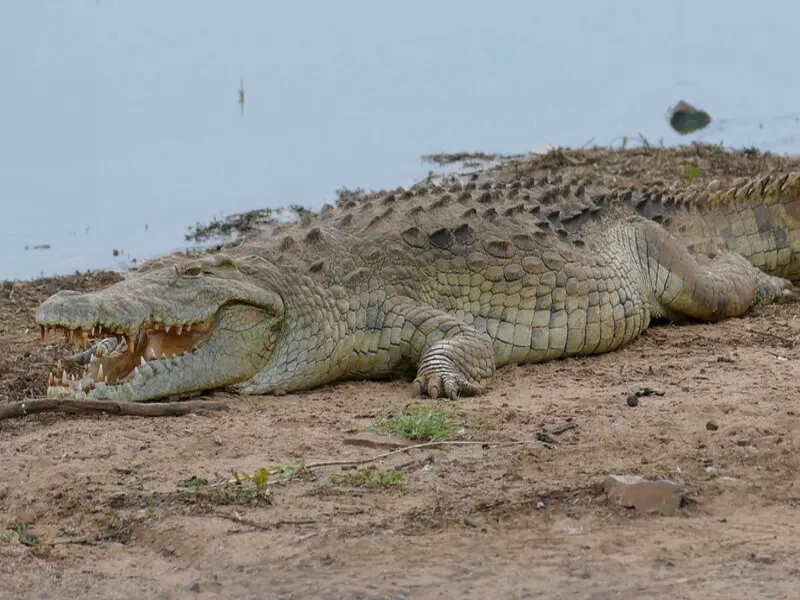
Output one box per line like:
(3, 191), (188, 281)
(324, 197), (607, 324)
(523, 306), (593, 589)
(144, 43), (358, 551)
(36, 172), (800, 402)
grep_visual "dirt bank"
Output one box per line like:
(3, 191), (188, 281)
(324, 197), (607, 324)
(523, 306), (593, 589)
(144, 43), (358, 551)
(1, 145), (799, 599)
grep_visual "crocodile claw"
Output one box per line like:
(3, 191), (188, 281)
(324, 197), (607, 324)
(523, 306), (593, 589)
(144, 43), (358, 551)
(411, 373), (460, 400)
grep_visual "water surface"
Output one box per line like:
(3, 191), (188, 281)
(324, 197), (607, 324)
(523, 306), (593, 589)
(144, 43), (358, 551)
(2, 1), (799, 280)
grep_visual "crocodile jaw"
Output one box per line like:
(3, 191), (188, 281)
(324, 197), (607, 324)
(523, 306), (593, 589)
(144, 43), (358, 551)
(38, 301), (282, 402)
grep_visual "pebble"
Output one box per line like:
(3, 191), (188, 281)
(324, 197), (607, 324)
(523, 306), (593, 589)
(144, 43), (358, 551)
(706, 420), (719, 431)
(751, 554), (776, 565)
(626, 391), (639, 407)
(604, 475), (682, 515)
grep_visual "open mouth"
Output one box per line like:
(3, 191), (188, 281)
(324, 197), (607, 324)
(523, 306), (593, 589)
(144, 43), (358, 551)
(41, 317), (214, 396)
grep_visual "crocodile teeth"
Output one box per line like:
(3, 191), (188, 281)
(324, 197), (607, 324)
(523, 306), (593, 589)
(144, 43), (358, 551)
(96, 343), (105, 357)
(128, 334), (136, 353)
(49, 372), (56, 387)
(56, 359), (63, 377)
(165, 325), (171, 334)
(97, 363), (105, 382)
(176, 325), (182, 336)
(61, 371), (68, 386)
(140, 356), (147, 367)
(81, 330), (88, 348)
(131, 368), (145, 385)
(149, 348), (157, 360)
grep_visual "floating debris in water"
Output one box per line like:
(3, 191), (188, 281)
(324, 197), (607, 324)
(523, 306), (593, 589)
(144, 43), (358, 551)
(420, 152), (502, 166)
(25, 244), (52, 251)
(238, 79), (246, 117)
(668, 100), (712, 135)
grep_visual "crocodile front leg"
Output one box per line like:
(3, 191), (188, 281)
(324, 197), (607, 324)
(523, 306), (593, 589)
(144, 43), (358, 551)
(388, 302), (496, 399)
(235, 298), (495, 398)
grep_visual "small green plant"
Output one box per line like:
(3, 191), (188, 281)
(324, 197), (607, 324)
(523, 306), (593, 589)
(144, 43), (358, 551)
(235, 467), (270, 488)
(273, 459), (310, 481)
(330, 468), (403, 487)
(182, 475), (209, 489)
(14, 524), (38, 547)
(374, 406), (460, 441)
(681, 166), (702, 184)
(180, 461), (313, 507)
(96, 509), (149, 544)
(376, 471), (404, 487)
(210, 467), (273, 506)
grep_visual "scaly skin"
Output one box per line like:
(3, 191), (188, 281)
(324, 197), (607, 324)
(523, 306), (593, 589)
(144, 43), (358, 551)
(36, 173), (798, 402)
(657, 174), (800, 282)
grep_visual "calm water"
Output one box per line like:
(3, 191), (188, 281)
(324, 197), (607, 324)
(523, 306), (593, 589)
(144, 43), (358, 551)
(2, 1), (800, 281)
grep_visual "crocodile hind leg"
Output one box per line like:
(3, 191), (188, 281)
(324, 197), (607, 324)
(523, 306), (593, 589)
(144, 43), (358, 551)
(635, 220), (792, 321)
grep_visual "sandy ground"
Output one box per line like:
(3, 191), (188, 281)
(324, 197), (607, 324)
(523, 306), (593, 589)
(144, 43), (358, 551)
(1, 146), (799, 599)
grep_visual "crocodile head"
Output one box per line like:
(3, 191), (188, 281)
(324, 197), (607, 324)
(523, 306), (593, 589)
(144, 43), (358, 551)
(36, 253), (284, 401)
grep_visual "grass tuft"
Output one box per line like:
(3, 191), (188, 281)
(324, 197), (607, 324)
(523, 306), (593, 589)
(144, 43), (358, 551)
(374, 406), (459, 441)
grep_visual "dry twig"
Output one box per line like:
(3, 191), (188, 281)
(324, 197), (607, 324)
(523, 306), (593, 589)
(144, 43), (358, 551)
(742, 326), (799, 347)
(0, 398), (228, 420)
(209, 511), (315, 531)
(305, 423), (578, 469)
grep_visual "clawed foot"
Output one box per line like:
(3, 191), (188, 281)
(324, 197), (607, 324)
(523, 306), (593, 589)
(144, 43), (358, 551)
(411, 372), (464, 400)
(755, 274), (793, 304)
(410, 335), (495, 400)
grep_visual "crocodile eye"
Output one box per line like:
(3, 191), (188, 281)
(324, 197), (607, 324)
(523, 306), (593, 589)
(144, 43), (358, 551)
(180, 263), (203, 277)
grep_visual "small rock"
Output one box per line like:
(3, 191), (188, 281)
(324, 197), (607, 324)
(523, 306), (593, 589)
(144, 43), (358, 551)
(706, 420), (719, 431)
(751, 554), (776, 565)
(624, 387), (664, 406)
(668, 100), (712, 134)
(343, 432), (412, 450)
(604, 475), (682, 515)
